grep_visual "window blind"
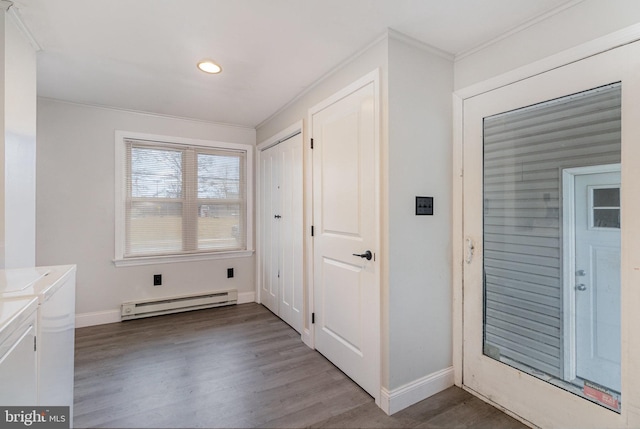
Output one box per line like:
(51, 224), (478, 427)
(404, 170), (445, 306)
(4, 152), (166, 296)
(124, 139), (246, 258)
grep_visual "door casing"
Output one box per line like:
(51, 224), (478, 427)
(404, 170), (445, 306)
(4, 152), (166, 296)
(455, 39), (640, 428)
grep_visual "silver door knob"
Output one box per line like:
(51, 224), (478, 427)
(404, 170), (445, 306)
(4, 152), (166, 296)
(576, 284), (587, 291)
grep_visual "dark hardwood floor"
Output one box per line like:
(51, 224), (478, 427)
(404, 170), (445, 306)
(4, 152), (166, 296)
(73, 303), (528, 428)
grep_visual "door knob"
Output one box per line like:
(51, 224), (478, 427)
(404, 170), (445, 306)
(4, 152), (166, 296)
(274, 215), (281, 219)
(576, 284), (587, 291)
(576, 269), (586, 276)
(353, 250), (373, 261)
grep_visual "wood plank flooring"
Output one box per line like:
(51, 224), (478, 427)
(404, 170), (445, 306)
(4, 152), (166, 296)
(74, 303), (529, 428)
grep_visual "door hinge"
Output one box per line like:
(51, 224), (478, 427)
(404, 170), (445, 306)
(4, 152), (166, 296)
(310, 138), (314, 149)
(311, 225), (314, 237)
(34, 336), (37, 352)
(312, 313), (315, 324)
(277, 269), (280, 279)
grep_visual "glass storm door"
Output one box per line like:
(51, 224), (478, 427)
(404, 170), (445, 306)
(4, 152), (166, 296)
(462, 41), (640, 428)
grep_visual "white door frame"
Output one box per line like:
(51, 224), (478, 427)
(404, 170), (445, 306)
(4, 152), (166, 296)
(454, 35), (640, 428)
(453, 23), (640, 389)
(561, 163), (621, 383)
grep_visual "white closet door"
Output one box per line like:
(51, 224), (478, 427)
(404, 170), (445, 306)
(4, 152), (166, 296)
(259, 132), (303, 333)
(278, 134), (303, 333)
(260, 144), (279, 314)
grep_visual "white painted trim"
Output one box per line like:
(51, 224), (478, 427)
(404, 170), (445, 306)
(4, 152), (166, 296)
(455, 22), (640, 100)
(237, 291), (255, 304)
(308, 69), (380, 117)
(387, 28), (454, 61)
(75, 309), (121, 328)
(39, 97), (255, 131)
(113, 250), (254, 267)
(561, 163), (620, 382)
(6, 4), (42, 51)
(452, 94), (464, 387)
(257, 120), (303, 150)
(462, 385), (536, 429)
(455, 0), (583, 60)
(303, 112), (315, 350)
(114, 130), (254, 264)
(379, 367), (454, 415)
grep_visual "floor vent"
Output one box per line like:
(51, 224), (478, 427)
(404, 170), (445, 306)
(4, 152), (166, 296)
(121, 290), (238, 320)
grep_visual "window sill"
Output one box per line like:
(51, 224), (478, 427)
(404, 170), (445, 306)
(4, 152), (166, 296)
(113, 250), (254, 267)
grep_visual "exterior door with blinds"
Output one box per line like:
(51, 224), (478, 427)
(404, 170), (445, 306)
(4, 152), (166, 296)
(462, 41), (640, 428)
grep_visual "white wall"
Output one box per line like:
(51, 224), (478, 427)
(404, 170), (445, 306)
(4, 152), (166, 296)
(455, 0), (640, 90)
(4, 11), (37, 268)
(387, 35), (453, 389)
(36, 99), (256, 323)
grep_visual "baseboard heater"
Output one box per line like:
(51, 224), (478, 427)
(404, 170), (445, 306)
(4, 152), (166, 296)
(121, 289), (238, 320)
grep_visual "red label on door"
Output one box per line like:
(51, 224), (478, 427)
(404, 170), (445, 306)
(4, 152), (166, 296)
(583, 381), (620, 411)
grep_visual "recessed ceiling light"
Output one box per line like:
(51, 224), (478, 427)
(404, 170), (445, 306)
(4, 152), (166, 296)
(197, 60), (222, 74)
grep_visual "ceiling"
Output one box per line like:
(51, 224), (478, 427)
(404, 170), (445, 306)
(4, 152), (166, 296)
(13, 0), (576, 128)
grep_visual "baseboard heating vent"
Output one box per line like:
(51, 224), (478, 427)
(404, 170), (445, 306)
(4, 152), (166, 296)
(121, 289), (238, 320)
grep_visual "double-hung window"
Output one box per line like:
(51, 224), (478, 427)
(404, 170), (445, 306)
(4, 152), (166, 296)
(115, 133), (252, 265)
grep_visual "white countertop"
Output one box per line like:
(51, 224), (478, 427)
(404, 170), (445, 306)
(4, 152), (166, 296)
(0, 265), (76, 301)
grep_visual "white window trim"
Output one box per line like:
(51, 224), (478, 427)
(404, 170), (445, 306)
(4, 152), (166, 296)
(114, 130), (254, 267)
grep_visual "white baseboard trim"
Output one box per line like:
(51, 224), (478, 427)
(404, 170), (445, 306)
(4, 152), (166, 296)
(301, 328), (313, 349)
(380, 366), (454, 415)
(76, 310), (121, 328)
(237, 291), (255, 304)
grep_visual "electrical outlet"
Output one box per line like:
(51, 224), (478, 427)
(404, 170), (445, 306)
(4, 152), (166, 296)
(416, 196), (434, 215)
(227, 268), (234, 278)
(153, 274), (162, 286)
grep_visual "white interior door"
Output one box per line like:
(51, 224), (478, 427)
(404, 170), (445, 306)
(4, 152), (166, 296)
(574, 171), (621, 392)
(462, 41), (640, 428)
(259, 133), (304, 333)
(311, 71), (380, 399)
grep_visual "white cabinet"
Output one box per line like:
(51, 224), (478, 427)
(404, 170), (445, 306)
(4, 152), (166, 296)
(0, 297), (38, 405)
(259, 132), (304, 332)
(0, 265), (76, 425)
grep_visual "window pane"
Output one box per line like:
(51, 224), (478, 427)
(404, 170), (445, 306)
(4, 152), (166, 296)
(131, 147), (182, 198)
(198, 204), (243, 250)
(198, 154), (240, 199)
(593, 209), (620, 228)
(593, 188), (620, 207)
(127, 202), (182, 255)
(483, 83), (621, 411)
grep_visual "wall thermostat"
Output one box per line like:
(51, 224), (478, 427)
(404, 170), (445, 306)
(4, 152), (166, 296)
(416, 196), (434, 215)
